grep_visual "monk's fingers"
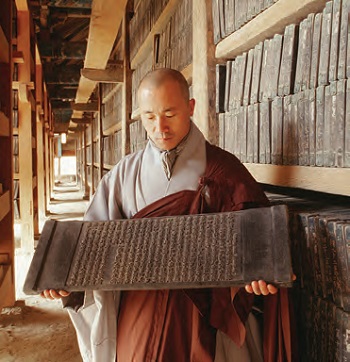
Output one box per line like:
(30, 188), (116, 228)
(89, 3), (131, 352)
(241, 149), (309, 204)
(41, 289), (54, 300)
(245, 284), (254, 294)
(266, 284), (278, 295)
(251, 281), (261, 295)
(292, 274), (297, 281)
(257, 280), (270, 295)
(58, 290), (70, 297)
(49, 289), (64, 299)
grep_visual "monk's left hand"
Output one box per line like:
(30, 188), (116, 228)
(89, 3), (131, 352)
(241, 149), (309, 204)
(245, 280), (278, 295)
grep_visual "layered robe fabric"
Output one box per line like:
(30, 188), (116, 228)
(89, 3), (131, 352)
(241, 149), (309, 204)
(66, 123), (296, 361)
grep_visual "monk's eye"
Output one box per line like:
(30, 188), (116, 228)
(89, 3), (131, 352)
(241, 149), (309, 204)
(165, 113), (175, 118)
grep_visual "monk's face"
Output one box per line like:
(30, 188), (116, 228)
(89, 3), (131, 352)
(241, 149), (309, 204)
(139, 79), (195, 151)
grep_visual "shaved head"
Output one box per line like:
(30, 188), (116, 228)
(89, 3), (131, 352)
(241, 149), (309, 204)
(138, 68), (190, 102)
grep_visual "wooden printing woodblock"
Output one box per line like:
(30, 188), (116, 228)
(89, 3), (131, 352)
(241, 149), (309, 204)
(246, 104), (254, 163)
(323, 83), (334, 167)
(296, 91), (306, 166)
(259, 101), (268, 164)
(229, 59), (238, 112)
(247, 0), (253, 22)
(316, 215), (339, 301)
(294, 18), (307, 94)
(301, 14), (314, 91)
(316, 86), (325, 166)
(278, 24), (298, 97)
(234, 106), (242, 160)
(25, 205), (293, 292)
(310, 13), (322, 90)
(290, 93), (299, 165)
(240, 106), (248, 162)
(224, 60), (232, 112)
(310, 296), (322, 360)
(240, 0), (248, 27)
(216, 64), (227, 113)
(271, 96), (283, 165)
(329, 219), (347, 309)
(234, 0), (241, 30)
(255, 0), (263, 16)
(225, 110), (235, 155)
(297, 212), (316, 292)
(341, 308), (350, 360)
(263, 38), (274, 101)
(218, 113), (225, 149)
(236, 53), (247, 109)
(307, 214), (324, 297)
(346, 79), (350, 167)
(289, 211), (304, 288)
(250, 42), (263, 104)
(299, 291), (312, 360)
(224, 0), (235, 35)
(282, 95), (292, 165)
(333, 79), (346, 167)
(253, 103), (260, 163)
(327, 302), (337, 362)
(335, 307), (343, 361)
(243, 48), (254, 106)
(259, 39), (269, 102)
(318, 1), (333, 86)
(329, 0), (341, 82)
(340, 222), (350, 312)
(269, 34), (283, 100)
(309, 89), (316, 166)
(303, 89), (311, 166)
(338, 0), (349, 80)
(218, 0), (226, 39)
(319, 298), (330, 359)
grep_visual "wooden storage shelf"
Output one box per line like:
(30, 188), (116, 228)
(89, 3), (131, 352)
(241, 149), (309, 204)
(14, 173), (19, 180)
(0, 112), (10, 137)
(244, 163), (350, 197)
(0, 24), (9, 63)
(13, 128), (18, 135)
(104, 164), (114, 170)
(86, 162), (92, 166)
(94, 162), (100, 168)
(12, 50), (24, 64)
(103, 121), (122, 136)
(102, 83), (122, 104)
(0, 191), (11, 222)
(130, 0), (179, 69)
(215, 0), (328, 59)
(12, 81), (35, 90)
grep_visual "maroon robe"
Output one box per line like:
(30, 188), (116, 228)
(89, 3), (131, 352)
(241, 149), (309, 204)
(116, 143), (297, 361)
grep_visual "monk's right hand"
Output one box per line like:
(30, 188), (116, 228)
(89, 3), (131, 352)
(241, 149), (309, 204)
(40, 289), (70, 300)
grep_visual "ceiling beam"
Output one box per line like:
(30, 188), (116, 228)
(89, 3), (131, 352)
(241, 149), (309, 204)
(48, 87), (77, 100)
(72, 0), (128, 123)
(71, 117), (91, 124)
(71, 102), (98, 111)
(81, 65), (124, 83)
(44, 64), (81, 84)
(39, 41), (86, 59)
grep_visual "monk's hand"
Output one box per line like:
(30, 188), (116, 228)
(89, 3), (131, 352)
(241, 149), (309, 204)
(40, 289), (71, 300)
(245, 280), (278, 295)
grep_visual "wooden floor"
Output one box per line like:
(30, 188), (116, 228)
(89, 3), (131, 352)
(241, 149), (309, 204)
(0, 182), (88, 362)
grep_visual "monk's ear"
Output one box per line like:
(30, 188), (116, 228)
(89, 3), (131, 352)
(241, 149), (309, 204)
(189, 98), (195, 116)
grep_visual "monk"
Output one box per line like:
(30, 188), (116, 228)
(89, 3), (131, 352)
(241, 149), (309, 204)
(41, 68), (296, 361)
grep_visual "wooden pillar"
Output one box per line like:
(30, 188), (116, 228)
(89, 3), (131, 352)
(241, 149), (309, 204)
(192, 0), (217, 144)
(90, 120), (94, 194)
(35, 65), (45, 231)
(98, 84), (104, 179)
(44, 127), (50, 212)
(17, 10), (34, 250)
(122, 8), (132, 157)
(50, 136), (54, 197)
(83, 126), (90, 200)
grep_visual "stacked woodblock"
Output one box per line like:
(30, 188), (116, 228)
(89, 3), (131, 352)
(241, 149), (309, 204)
(103, 130), (122, 167)
(212, 0), (279, 44)
(131, 0), (192, 113)
(216, 0), (350, 168)
(130, 120), (147, 153)
(275, 193), (350, 361)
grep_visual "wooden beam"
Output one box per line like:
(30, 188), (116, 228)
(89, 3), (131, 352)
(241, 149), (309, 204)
(216, 0), (328, 59)
(71, 102), (98, 112)
(0, 191), (10, 223)
(0, 112), (10, 137)
(71, 117), (92, 124)
(81, 66), (124, 83)
(12, 50), (24, 63)
(0, 24), (9, 63)
(244, 163), (350, 196)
